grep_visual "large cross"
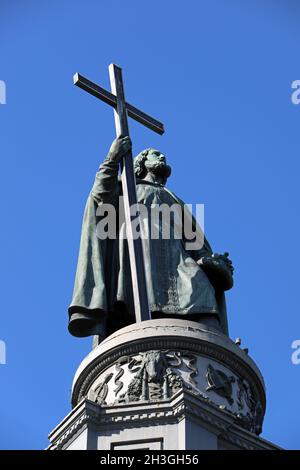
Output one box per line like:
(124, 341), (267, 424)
(73, 64), (165, 324)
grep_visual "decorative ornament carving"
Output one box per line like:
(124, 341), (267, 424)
(89, 350), (199, 405)
(113, 355), (141, 396)
(237, 403), (264, 435)
(166, 351), (198, 387)
(86, 346), (264, 436)
(73, 334), (266, 417)
(116, 350), (187, 403)
(235, 401), (263, 435)
(235, 378), (263, 435)
(93, 373), (113, 404)
(237, 378), (254, 411)
(206, 364), (235, 405)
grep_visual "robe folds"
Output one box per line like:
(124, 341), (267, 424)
(68, 156), (229, 337)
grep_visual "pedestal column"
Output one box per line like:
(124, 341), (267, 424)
(48, 319), (279, 450)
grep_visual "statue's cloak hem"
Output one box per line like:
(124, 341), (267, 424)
(68, 180), (229, 337)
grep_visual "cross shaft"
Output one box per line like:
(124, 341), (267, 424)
(73, 64), (164, 323)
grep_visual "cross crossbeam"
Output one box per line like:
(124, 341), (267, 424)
(73, 72), (164, 135)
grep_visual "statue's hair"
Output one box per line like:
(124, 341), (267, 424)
(133, 148), (155, 179)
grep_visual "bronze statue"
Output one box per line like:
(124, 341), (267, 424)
(68, 136), (234, 340)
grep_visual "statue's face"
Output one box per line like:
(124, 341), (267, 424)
(144, 149), (171, 183)
(145, 149), (166, 168)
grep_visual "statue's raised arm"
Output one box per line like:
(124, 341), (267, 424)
(91, 136), (132, 204)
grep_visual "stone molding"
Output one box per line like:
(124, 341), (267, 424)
(48, 391), (279, 451)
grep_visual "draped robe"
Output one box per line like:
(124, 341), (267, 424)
(68, 154), (229, 337)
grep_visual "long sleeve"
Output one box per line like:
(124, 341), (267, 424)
(91, 154), (120, 205)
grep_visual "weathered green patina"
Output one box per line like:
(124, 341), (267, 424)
(68, 137), (233, 339)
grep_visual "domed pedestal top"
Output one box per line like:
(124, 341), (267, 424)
(72, 319), (266, 435)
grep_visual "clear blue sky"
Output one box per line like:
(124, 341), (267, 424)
(0, 0), (299, 450)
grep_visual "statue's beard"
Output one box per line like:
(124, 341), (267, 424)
(145, 161), (172, 182)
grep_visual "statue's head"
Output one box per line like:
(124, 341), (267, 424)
(134, 148), (172, 185)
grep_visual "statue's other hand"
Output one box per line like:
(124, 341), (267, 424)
(108, 135), (132, 162)
(197, 252), (234, 291)
(213, 252), (234, 274)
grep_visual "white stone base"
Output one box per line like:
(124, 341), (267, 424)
(48, 392), (279, 450)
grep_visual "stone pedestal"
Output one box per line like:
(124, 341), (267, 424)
(48, 319), (279, 450)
